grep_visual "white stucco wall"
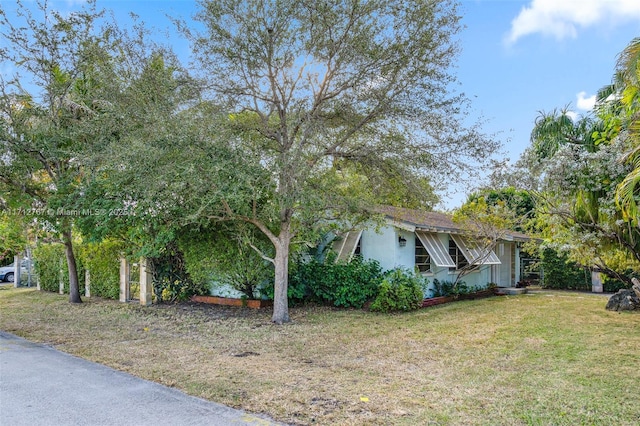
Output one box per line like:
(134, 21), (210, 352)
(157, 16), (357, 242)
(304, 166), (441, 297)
(209, 281), (245, 298)
(360, 225), (494, 297)
(360, 226), (399, 271)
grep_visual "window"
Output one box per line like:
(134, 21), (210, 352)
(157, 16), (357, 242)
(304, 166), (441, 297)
(415, 231), (456, 268)
(449, 237), (468, 271)
(333, 230), (363, 262)
(415, 236), (431, 273)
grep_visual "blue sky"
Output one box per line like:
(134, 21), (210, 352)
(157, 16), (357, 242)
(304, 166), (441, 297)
(5, 0), (640, 209)
(457, 0), (640, 163)
(450, 0), (640, 207)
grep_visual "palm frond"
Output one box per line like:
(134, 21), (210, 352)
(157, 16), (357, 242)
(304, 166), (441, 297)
(616, 155), (640, 224)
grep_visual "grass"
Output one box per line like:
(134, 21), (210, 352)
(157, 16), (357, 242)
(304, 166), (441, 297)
(1, 285), (639, 425)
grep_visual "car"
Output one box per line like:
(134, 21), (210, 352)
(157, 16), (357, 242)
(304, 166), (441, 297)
(0, 259), (31, 283)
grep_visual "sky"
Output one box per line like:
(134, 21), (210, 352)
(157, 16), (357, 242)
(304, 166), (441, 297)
(4, 0), (640, 209)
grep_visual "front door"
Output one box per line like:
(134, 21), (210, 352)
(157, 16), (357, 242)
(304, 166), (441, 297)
(496, 242), (512, 287)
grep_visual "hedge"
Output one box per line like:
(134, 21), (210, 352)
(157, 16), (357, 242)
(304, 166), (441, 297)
(539, 247), (590, 291)
(33, 243), (86, 294)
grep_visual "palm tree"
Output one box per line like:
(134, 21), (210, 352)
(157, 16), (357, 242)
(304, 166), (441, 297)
(530, 108), (599, 159)
(613, 38), (640, 224)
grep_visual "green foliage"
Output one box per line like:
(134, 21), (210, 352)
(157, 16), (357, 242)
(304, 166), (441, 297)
(596, 249), (640, 292)
(0, 213), (28, 262)
(33, 243), (85, 294)
(610, 37), (640, 224)
(602, 272), (637, 293)
(519, 40), (640, 286)
(78, 240), (125, 299)
(432, 279), (453, 297)
(539, 247), (590, 290)
(285, 253), (384, 308)
(178, 0), (498, 323)
(150, 242), (207, 303)
(33, 244), (65, 292)
(260, 273), (307, 303)
(431, 279), (474, 297)
(465, 187), (535, 232)
(178, 226), (273, 299)
(177, 230), (217, 290)
(370, 268), (425, 313)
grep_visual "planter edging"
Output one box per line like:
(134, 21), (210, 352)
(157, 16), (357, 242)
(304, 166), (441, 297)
(190, 295), (273, 309)
(422, 289), (496, 308)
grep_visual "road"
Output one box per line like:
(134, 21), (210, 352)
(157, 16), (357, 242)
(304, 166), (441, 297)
(0, 331), (282, 426)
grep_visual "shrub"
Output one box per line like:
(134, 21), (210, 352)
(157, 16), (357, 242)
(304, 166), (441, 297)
(602, 270), (638, 293)
(78, 240), (125, 299)
(179, 226), (273, 299)
(33, 243), (85, 294)
(33, 243), (66, 292)
(370, 268), (425, 313)
(151, 242), (208, 302)
(539, 247), (590, 290)
(431, 279), (464, 297)
(285, 254), (384, 308)
(259, 275), (305, 303)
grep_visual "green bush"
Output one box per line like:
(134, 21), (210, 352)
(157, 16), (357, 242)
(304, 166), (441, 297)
(370, 268), (425, 312)
(431, 279), (474, 297)
(602, 270), (638, 293)
(78, 240), (125, 299)
(262, 261), (311, 303)
(151, 242), (209, 302)
(179, 226), (273, 299)
(33, 243), (85, 294)
(33, 244), (66, 292)
(540, 247), (590, 290)
(285, 253), (384, 308)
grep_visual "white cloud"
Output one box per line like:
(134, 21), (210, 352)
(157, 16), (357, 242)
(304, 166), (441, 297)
(64, 0), (90, 6)
(576, 91), (596, 110)
(565, 110), (579, 121)
(506, 0), (640, 45)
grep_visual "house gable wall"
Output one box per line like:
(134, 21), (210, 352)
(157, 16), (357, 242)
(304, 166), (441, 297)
(361, 226), (399, 271)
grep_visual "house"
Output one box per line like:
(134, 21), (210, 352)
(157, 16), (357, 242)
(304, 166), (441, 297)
(333, 206), (531, 294)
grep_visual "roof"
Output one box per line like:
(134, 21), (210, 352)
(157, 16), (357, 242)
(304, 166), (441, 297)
(375, 205), (530, 241)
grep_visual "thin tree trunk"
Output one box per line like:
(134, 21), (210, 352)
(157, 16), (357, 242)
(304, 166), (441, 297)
(62, 228), (82, 304)
(271, 227), (291, 324)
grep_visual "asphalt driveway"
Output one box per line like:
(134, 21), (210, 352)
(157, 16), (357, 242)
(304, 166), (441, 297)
(0, 331), (282, 425)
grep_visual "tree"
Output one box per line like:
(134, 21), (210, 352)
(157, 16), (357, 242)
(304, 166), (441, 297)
(172, 0), (498, 323)
(495, 38), (640, 288)
(178, 223), (274, 299)
(0, 0), (115, 302)
(0, 213), (28, 264)
(452, 195), (520, 284)
(611, 38), (640, 223)
(527, 106), (638, 284)
(530, 108), (600, 158)
(465, 187), (535, 231)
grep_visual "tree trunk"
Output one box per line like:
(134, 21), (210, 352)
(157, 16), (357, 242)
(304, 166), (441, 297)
(271, 227), (291, 324)
(62, 228), (82, 304)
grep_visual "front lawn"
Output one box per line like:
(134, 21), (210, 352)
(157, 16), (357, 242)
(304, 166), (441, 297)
(0, 286), (638, 425)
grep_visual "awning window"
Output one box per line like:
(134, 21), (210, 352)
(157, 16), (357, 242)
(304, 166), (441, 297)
(415, 231), (456, 267)
(450, 234), (501, 265)
(333, 230), (363, 262)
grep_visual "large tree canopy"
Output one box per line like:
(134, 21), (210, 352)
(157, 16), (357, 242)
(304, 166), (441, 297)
(161, 0), (498, 323)
(0, 1), (196, 300)
(2, 0), (499, 322)
(491, 37), (640, 286)
(0, 0), (115, 302)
